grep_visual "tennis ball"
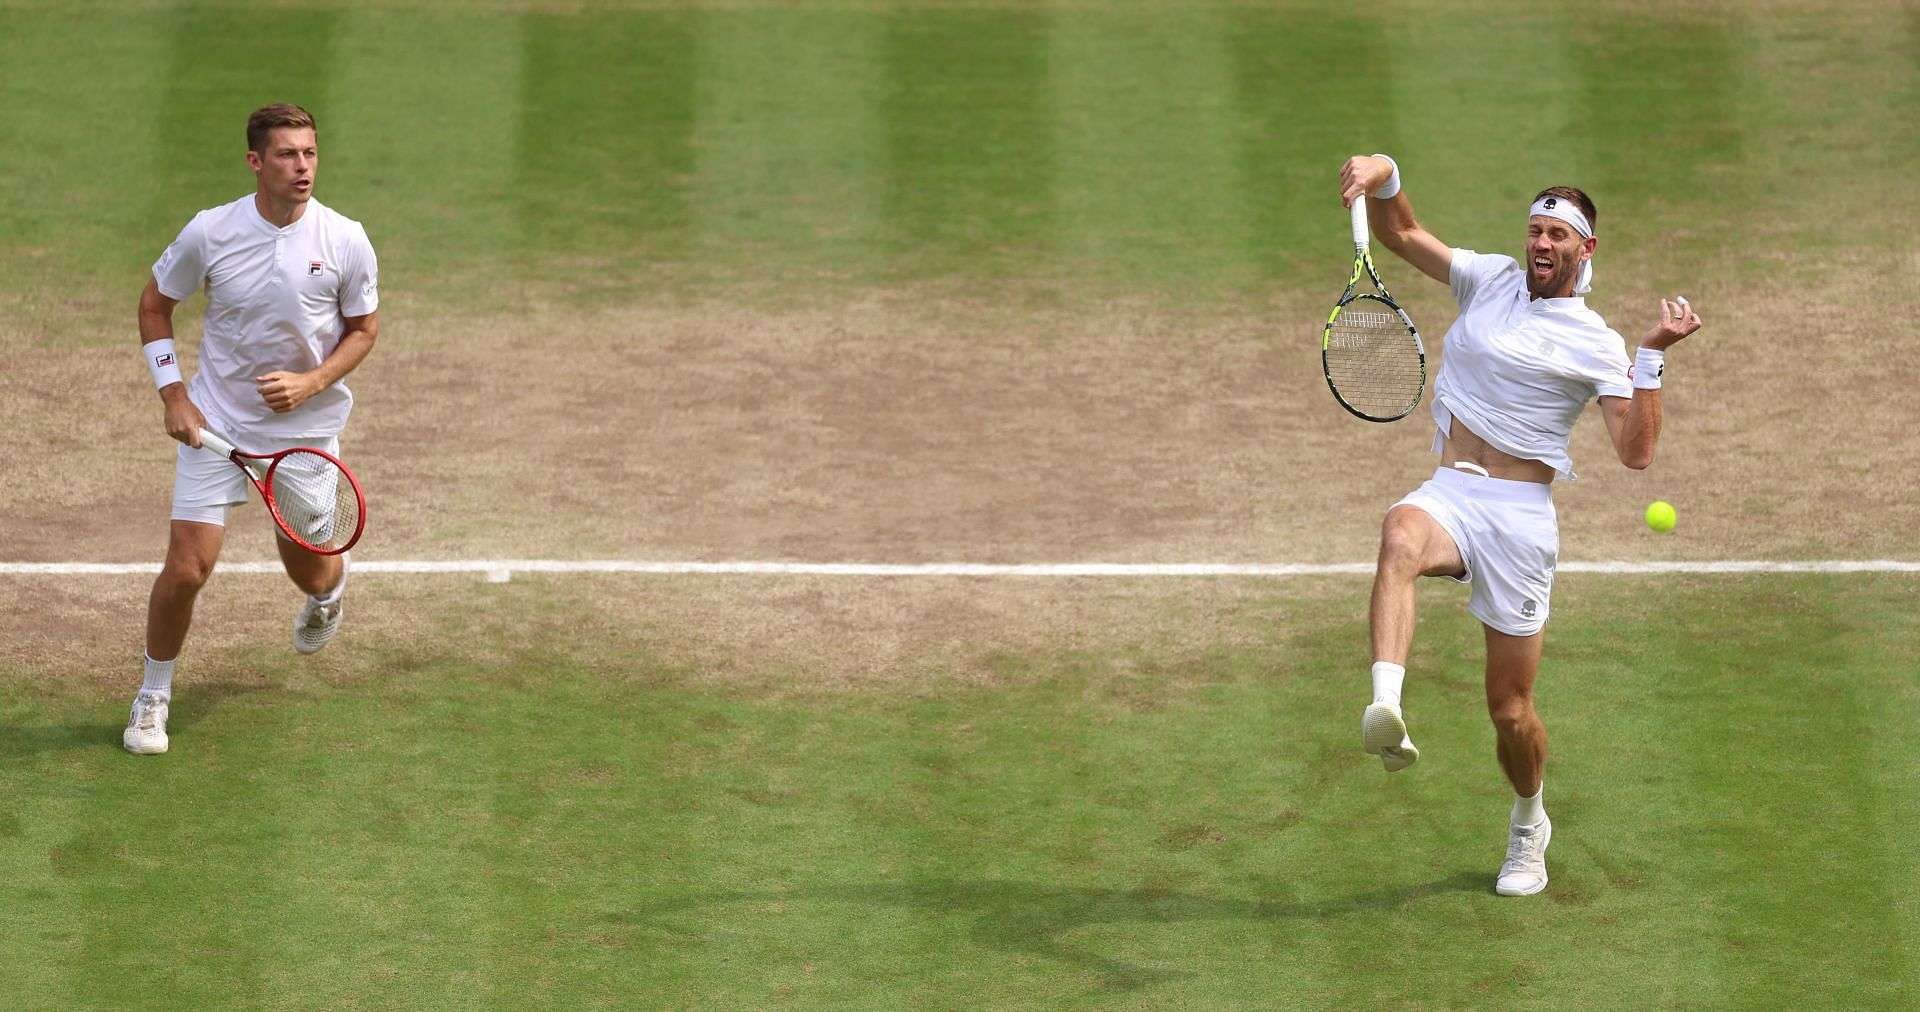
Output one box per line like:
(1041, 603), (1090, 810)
(1645, 500), (1677, 533)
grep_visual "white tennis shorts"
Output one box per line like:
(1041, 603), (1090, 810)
(171, 428), (339, 529)
(1392, 466), (1558, 637)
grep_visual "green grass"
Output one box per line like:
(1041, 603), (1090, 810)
(4, 0), (1918, 1005)
(3, 574), (1916, 1006)
(2, 0), (1913, 334)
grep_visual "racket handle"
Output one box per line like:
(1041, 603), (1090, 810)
(1351, 196), (1370, 251)
(198, 427), (270, 481)
(196, 427), (237, 459)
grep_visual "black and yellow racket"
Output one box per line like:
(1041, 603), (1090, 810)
(1322, 197), (1425, 422)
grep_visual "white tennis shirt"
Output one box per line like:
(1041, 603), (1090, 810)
(1430, 248), (1632, 480)
(153, 195), (378, 439)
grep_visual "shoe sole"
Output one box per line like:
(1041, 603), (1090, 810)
(292, 634), (335, 655)
(1362, 703), (1419, 772)
(1495, 818), (1552, 896)
(122, 737), (168, 755)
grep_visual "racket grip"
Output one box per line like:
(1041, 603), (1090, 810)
(1351, 196), (1369, 250)
(196, 428), (236, 458)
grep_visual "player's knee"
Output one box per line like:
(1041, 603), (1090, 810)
(1487, 694), (1536, 735)
(1377, 521), (1428, 576)
(161, 553), (216, 591)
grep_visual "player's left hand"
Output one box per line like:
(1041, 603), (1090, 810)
(1640, 297), (1702, 351)
(256, 370), (323, 412)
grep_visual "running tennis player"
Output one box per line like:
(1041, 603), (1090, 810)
(127, 104), (380, 755)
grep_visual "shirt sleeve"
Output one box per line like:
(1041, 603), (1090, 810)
(151, 212), (207, 301)
(1590, 330), (1633, 400)
(1448, 248), (1504, 308)
(339, 223), (379, 317)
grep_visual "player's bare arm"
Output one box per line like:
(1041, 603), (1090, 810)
(256, 311), (378, 413)
(1338, 155), (1451, 284)
(1601, 297), (1703, 469)
(139, 277), (207, 447)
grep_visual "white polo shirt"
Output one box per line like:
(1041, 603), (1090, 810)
(1430, 248), (1632, 480)
(153, 195), (378, 439)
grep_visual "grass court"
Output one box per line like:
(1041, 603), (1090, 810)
(2, 1), (1917, 1006)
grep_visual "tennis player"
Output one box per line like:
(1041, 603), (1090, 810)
(1337, 154), (1701, 895)
(127, 104), (379, 755)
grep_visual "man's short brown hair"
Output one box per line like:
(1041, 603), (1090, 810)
(247, 103), (316, 154)
(1532, 186), (1597, 232)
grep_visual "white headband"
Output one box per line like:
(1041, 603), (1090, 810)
(1528, 195), (1593, 294)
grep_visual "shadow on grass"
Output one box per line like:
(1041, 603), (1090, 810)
(0, 678), (280, 758)
(0, 722), (106, 758)
(621, 872), (1487, 990)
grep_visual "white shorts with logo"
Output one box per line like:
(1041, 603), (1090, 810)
(1392, 466), (1558, 637)
(172, 427), (340, 529)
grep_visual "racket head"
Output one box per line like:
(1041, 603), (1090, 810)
(263, 448), (366, 555)
(1323, 293), (1427, 422)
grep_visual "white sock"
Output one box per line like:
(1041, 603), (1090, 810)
(313, 556), (350, 605)
(141, 654), (176, 701)
(1512, 784), (1546, 827)
(1371, 661), (1406, 708)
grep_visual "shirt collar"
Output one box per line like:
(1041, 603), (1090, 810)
(1522, 289), (1585, 312)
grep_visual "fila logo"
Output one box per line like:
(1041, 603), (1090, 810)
(154, 352), (175, 367)
(1543, 197), (1558, 209)
(308, 261), (325, 276)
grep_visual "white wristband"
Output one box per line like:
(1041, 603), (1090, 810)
(1632, 346), (1665, 390)
(145, 338), (184, 390)
(1371, 153), (1401, 199)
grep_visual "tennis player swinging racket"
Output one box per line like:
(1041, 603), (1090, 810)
(1335, 152), (1702, 899)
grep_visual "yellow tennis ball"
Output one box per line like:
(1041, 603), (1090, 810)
(1645, 500), (1677, 533)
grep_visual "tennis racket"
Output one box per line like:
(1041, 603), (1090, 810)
(196, 427), (365, 555)
(1322, 196), (1426, 422)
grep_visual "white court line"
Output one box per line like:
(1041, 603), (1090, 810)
(2, 560), (1918, 577)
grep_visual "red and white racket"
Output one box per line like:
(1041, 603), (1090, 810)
(197, 427), (366, 555)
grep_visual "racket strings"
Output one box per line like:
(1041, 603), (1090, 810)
(267, 451), (359, 552)
(1326, 302), (1424, 419)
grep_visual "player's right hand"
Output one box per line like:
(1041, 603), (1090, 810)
(161, 387), (207, 447)
(1339, 155), (1392, 208)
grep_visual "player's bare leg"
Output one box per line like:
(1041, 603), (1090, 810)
(280, 535), (348, 654)
(130, 520), (224, 754)
(1363, 506), (1466, 770)
(146, 520), (225, 663)
(1485, 627), (1547, 794)
(1485, 625), (1551, 895)
(278, 535), (342, 598)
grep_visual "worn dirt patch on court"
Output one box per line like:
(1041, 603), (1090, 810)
(5, 252), (1917, 689)
(6, 261), (1914, 573)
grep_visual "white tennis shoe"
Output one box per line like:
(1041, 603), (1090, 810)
(293, 555), (348, 654)
(1361, 701), (1419, 772)
(123, 691), (169, 755)
(293, 596), (343, 654)
(1495, 816), (1552, 896)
